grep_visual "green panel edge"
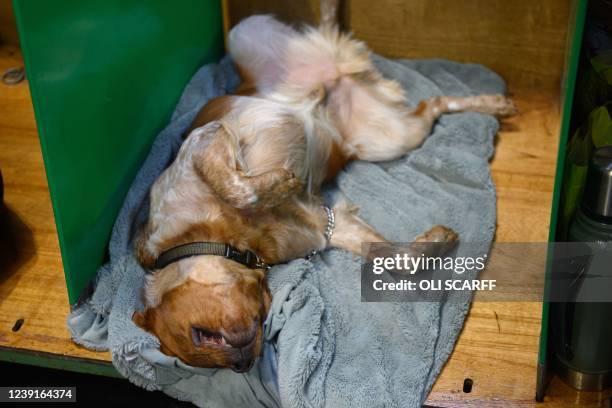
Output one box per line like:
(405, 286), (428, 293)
(0, 347), (122, 379)
(11, 0), (77, 304)
(536, 0), (587, 401)
(12, 0), (224, 304)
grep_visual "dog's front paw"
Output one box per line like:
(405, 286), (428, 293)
(269, 170), (303, 202)
(415, 225), (459, 244)
(409, 225), (459, 259)
(276, 170), (303, 195)
(254, 169), (304, 209)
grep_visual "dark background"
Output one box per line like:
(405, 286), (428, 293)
(0, 361), (195, 407)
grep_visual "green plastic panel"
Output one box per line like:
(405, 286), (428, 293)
(535, 0), (587, 401)
(13, 0), (224, 304)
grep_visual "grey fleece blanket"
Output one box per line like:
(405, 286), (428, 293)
(68, 55), (503, 408)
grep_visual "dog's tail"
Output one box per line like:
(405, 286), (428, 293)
(320, 0), (340, 28)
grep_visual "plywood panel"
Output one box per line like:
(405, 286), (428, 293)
(226, 0), (321, 27)
(491, 90), (562, 242)
(226, 0), (571, 91)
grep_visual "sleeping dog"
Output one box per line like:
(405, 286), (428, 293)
(133, 9), (516, 373)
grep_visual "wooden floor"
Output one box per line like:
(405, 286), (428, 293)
(1, 45), (609, 406)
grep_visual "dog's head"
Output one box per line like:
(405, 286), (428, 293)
(133, 256), (271, 372)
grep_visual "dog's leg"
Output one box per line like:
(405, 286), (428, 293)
(192, 124), (302, 210)
(339, 89), (517, 162)
(329, 203), (458, 259)
(414, 94), (517, 122)
(328, 204), (387, 254)
(228, 15), (299, 92)
(393, 93), (517, 158)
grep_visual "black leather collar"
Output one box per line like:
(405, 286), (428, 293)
(153, 242), (269, 271)
(150, 206), (335, 273)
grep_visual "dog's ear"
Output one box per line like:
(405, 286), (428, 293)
(132, 309), (169, 354)
(134, 225), (156, 270)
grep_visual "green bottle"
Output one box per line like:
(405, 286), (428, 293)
(554, 146), (612, 391)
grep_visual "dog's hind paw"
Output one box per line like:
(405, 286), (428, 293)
(477, 94), (518, 118)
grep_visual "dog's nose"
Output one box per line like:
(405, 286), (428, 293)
(231, 358), (254, 373)
(224, 330), (256, 349)
(223, 319), (258, 348)
(231, 339), (256, 373)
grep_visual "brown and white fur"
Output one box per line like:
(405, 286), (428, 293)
(133, 12), (516, 372)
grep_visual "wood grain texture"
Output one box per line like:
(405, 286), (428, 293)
(0, 39), (604, 406)
(430, 320), (612, 407)
(226, 0), (321, 27)
(491, 90), (562, 242)
(226, 0), (571, 91)
(427, 302), (543, 407)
